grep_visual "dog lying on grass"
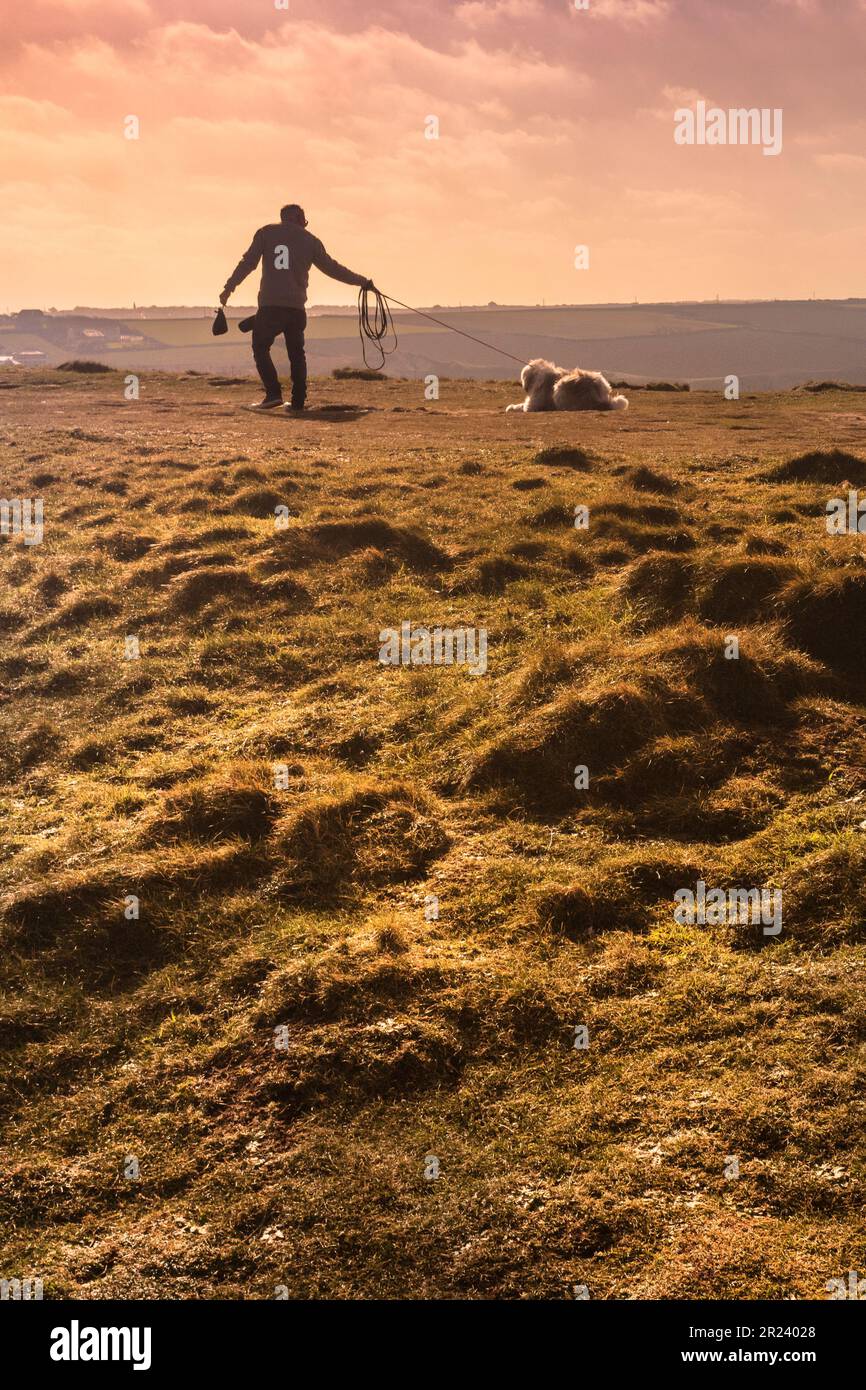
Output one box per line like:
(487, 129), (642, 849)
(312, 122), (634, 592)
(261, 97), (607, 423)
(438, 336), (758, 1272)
(506, 358), (629, 413)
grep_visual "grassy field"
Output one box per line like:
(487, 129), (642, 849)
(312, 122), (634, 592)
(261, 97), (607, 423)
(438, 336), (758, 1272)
(136, 315), (443, 346)
(4, 302), (865, 384)
(1, 367), (865, 1300)
(135, 306), (728, 349)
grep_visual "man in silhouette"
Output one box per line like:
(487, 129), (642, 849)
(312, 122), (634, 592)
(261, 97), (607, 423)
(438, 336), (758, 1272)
(220, 204), (374, 412)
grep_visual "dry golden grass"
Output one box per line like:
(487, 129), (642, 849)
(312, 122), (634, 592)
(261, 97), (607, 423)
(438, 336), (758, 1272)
(0, 366), (865, 1299)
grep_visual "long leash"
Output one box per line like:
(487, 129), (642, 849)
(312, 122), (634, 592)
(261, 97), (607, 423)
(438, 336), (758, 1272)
(358, 285), (526, 370)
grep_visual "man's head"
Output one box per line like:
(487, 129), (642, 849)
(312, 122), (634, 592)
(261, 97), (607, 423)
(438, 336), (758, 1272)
(280, 204), (308, 227)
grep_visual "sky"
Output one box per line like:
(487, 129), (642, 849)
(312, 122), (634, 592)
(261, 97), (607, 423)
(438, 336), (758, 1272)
(2, 0), (865, 309)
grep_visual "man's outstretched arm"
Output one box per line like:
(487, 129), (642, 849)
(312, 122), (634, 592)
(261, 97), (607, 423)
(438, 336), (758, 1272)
(220, 229), (264, 304)
(310, 238), (372, 289)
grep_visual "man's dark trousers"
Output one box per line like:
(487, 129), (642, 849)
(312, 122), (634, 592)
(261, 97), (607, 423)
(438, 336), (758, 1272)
(252, 306), (307, 406)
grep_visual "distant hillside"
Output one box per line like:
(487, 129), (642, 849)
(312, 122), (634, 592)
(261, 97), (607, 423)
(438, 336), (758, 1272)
(3, 301), (866, 388)
(0, 311), (163, 363)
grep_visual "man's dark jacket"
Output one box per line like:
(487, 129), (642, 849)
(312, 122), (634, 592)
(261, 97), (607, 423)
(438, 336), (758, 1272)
(223, 222), (367, 308)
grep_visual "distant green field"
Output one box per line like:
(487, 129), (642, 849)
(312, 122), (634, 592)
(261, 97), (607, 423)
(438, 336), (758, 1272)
(6, 306), (720, 362)
(0, 306), (742, 360)
(425, 307), (736, 338)
(119, 318), (220, 346)
(0, 331), (59, 354)
(134, 316), (440, 348)
(133, 307), (730, 351)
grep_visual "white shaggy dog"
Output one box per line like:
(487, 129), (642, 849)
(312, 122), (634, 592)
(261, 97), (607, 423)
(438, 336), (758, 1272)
(506, 358), (628, 413)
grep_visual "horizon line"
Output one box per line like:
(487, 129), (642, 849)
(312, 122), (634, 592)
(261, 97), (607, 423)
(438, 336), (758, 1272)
(4, 295), (865, 317)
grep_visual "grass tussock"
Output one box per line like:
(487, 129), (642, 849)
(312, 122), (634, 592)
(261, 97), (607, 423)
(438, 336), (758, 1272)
(696, 557), (797, 623)
(332, 366), (386, 380)
(533, 445), (594, 469)
(56, 359), (113, 373)
(624, 465), (680, 494)
(167, 565), (260, 614)
(778, 568), (866, 674)
(138, 765), (281, 844)
(262, 516), (449, 572)
(269, 781), (449, 898)
(793, 380), (866, 393)
(466, 618), (826, 817)
(765, 448), (866, 485)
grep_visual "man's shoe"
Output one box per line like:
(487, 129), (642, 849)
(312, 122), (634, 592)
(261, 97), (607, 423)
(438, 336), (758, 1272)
(287, 403), (306, 414)
(249, 397), (284, 410)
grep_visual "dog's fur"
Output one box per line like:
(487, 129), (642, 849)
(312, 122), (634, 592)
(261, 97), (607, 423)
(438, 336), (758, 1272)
(506, 358), (628, 413)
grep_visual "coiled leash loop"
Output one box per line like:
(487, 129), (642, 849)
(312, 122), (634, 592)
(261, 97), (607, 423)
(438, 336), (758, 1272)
(358, 285), (397, 370)
(357, 286), (527, 371)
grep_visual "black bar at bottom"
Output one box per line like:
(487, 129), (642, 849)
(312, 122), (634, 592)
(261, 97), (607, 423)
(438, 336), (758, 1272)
(1, 1298), (858, 1376)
